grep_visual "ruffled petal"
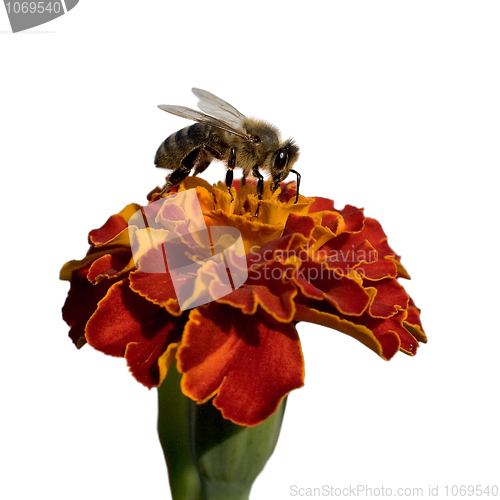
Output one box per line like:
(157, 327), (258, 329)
(366, 278), (409, 318)
(87, 249), (133, 283)
(215, 285), (257, 314)
(404, 298), (427, 342)
(294, 304), (401, 360)
(85, 278), (184, 387)
(294, 261), (371, 316)
(320, 237), (377, 276)
(308, 200), (364, 233)
(88, 203), (141, 246)
(88, 214), (127, 245)
(62, 264), (121, 348)
(357, 256), (398, 281)
(204, 210), (283, 254)
(125, 327), (183, 388)
(216, 280), (297, 322)
(177, 304), (304, 426)
(282, 213), (316, 239)
(361, 310), (420, 356)
(129, 269), (181, 316)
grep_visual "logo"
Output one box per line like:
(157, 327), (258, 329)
(128, 190), (248, 311)
(3, 0), (79, 33)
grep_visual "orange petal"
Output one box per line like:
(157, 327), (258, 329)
(204, 210), (283, 254)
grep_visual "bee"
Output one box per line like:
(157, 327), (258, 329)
(155, 88), (300, 205)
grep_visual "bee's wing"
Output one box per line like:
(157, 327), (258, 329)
(191, 88), (246, 130)
(158, 105), (254, 141)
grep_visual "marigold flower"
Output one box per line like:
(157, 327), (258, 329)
(61, 177), (426, 426)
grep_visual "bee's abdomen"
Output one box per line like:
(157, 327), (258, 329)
(155, 123), (211, 170)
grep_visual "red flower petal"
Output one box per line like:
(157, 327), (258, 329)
(309, 200), (364, 233)
(308, 197), (334, 213)
(294, 261), (371, 316)
(125, 328), (183, 388)
(320, 237), (377, 275)
(278, 181), (298, 203)
(320, 217), (396, 267)
(88, 203), (142, 246)
(404, 299), (427, 342)
(129, 269), (181, 316)
(88, 214), (128, 245)
(357, 217), (395, 257)
(362, 311), (420, 356)
(366, 278), (409, 318)
(294, 303), (401, 360)
(319, 211), (343, 234)
(216, 279), (297, 322)
(85, 278), (184, 387)
(357, 256), (398, 281)
(338, 205), (365, 233)
(247, 264), (298, 320)
(215, 285), (257, 314)
(177, 304), (304, 426)
(62, 265), (121, 348)
(87, 249), (132, 283)
(282, 213), (316, 238)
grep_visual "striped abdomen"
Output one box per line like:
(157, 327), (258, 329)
(155, 123), (213, 170)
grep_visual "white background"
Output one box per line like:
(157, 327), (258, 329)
(1, 2), (499, 499)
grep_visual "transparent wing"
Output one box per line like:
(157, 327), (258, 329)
(158, 105), (253, 141)
(192, 88), (247, 129)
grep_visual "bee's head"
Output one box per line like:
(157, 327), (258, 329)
(270, 139), (300, 191)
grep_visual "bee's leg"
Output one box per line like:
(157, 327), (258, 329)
(252, 165), (264, 217)
(192, 150), (213, 176)
(290, 169), (301, 203)
(225, 147), (236, 202)
(160, 148), (200, 196)
(240, 176), (247, 187)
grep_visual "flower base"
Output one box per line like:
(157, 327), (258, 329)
(158, 361), (286, 500)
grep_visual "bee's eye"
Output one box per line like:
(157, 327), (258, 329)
(274, 148), (289, 170)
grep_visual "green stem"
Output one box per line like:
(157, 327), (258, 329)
(157, 362), (201, 500)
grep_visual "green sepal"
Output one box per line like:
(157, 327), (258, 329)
(158, 362), (287, 500)
(188, 397), (287, 500)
